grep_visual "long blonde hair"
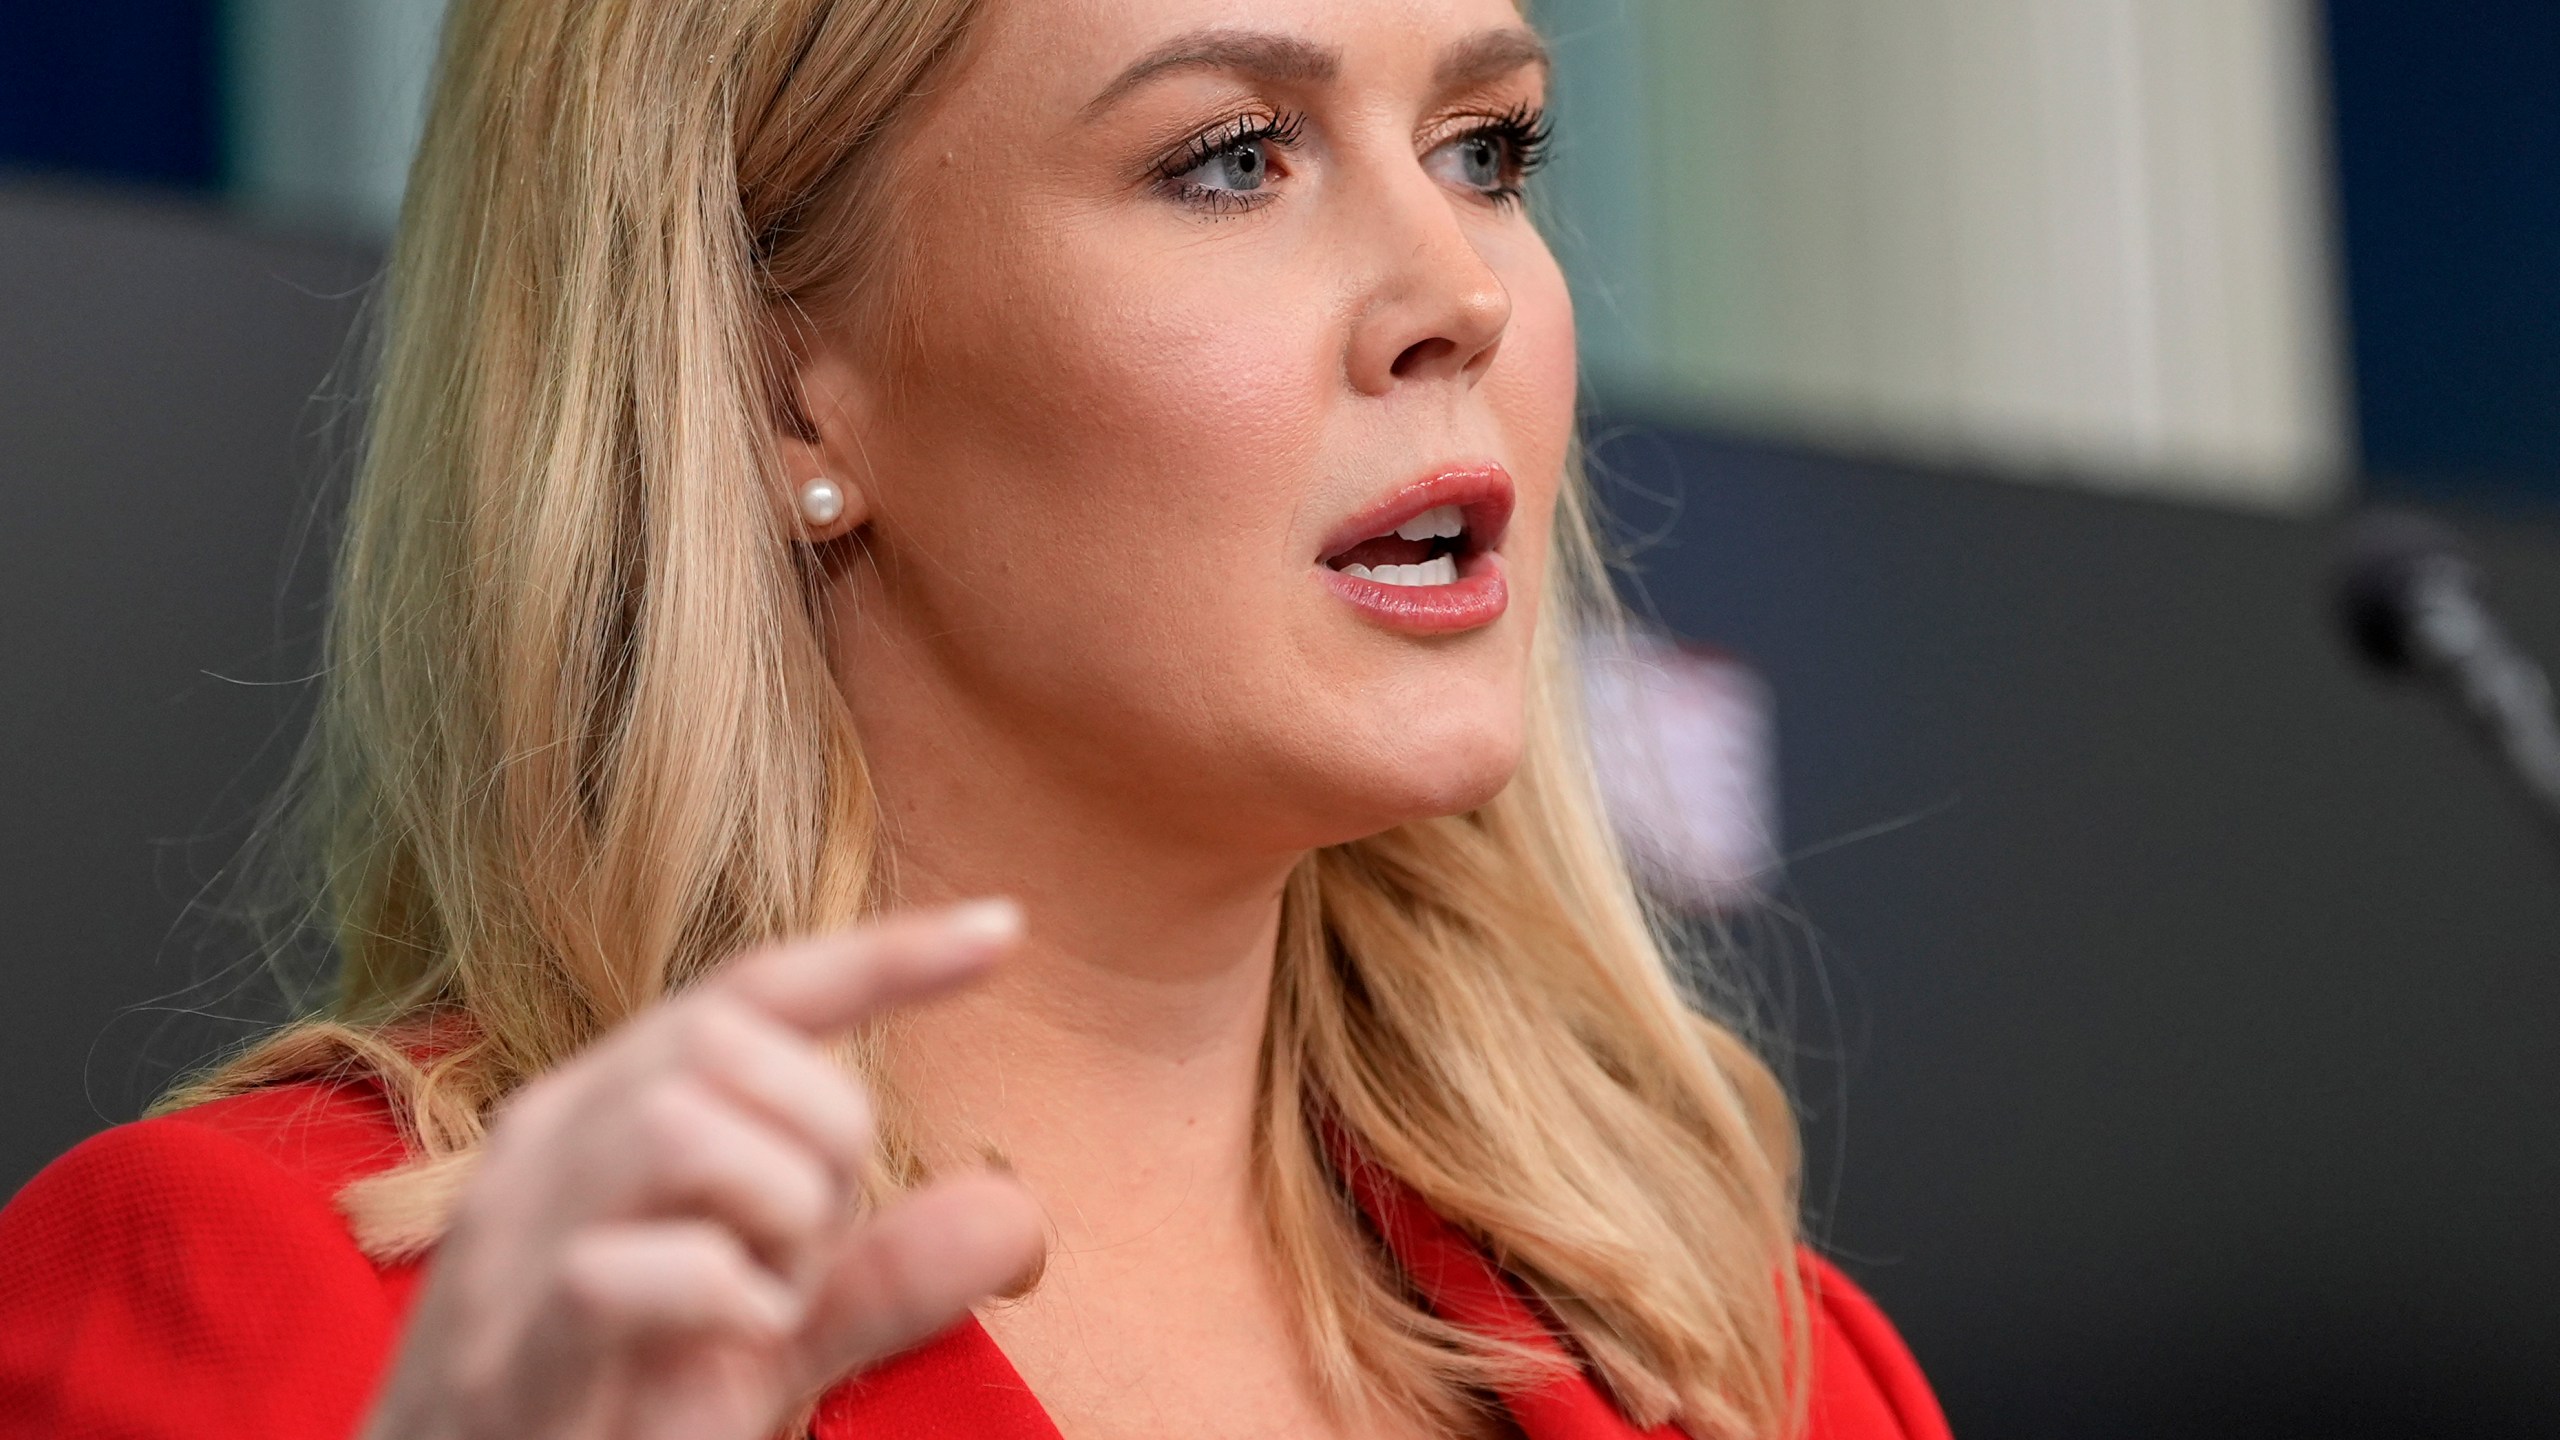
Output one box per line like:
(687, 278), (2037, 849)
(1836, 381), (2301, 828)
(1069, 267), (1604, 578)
(165, 0), (1807, 1434)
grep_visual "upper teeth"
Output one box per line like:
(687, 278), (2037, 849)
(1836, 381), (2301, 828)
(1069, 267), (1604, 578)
(1392, 505), (1465, 542)
(1343, 555), (1461, 587)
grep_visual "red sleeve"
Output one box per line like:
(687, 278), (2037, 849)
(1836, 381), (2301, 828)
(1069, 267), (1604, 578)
(0, 1112), (404, 1440)
(1801, 1253), (1954, 1440)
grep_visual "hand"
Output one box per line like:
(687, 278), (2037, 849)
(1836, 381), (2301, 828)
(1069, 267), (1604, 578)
(358, 902), (1045, 1440)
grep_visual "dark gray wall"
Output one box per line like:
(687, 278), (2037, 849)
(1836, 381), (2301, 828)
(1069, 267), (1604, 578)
(9, 182), (2560, 1439)
(1587, 425), (2560, 1438)
(1, 181), (368, 1185)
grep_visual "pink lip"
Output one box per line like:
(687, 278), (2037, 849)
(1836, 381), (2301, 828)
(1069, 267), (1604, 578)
(1316, 463), (1515, 636)
(1318, 464), (1516, 563)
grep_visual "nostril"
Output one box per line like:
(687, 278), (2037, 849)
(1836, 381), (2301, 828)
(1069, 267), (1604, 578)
(1390, 336), (1458, 380)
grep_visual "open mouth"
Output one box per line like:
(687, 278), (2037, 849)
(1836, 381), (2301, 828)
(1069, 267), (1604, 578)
(1315, 465), (1515, 634)
(1322, 502), (1476, 586)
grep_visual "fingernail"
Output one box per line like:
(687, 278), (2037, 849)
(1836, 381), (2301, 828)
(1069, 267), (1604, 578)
(945, 898), (1024, 945)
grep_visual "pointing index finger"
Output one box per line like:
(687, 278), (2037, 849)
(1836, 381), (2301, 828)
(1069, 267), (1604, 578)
(716, 900), (1020, 1038)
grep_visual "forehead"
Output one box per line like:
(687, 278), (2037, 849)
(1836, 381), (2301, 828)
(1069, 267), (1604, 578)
(959, 0), (1536, 108)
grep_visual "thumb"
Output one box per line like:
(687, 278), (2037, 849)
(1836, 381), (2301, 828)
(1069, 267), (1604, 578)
(784, 1171), (1047, 1392)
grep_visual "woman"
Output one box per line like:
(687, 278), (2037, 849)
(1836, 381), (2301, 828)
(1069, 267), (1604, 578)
(0, 0), (1950, 1437)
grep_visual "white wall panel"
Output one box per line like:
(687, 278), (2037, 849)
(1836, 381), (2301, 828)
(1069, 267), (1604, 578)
(230, 0), (450, 235)
(1541, 0), (2352, 509)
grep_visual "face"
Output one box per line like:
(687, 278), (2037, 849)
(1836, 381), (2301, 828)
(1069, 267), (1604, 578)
(787, 0), (1577, 858)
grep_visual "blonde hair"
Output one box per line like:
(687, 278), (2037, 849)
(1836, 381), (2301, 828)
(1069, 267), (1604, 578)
(165, 0), (1807, 1435)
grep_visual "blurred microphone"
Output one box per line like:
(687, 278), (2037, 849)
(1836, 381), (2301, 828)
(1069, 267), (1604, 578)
(2339, 509), (2560, 834)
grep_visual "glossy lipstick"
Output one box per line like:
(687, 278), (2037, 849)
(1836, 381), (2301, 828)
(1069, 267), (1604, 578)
(1317, 464), (1515, 635)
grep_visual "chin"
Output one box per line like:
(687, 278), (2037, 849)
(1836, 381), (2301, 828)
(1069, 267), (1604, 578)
(1323, 717), (1526, 844)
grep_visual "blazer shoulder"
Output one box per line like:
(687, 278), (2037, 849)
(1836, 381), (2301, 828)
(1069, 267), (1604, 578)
(0, 1083), (414, 1440)
(152, 1076), (416, 1191)
(1, 1076), (412, 1256)
(1799, 1251), (1954, 1440)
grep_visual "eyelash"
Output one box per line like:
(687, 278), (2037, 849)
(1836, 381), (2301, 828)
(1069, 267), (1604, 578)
(1153, 111), (1308, 214)
(1453, 102), (1555, 209)
(1150, 103), (1557, 215)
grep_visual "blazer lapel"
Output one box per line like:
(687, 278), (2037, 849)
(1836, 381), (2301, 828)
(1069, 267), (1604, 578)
(1334, 1147), (1679, 1440)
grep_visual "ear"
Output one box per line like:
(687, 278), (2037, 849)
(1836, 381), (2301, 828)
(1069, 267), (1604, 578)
(769, 337), (877, 543)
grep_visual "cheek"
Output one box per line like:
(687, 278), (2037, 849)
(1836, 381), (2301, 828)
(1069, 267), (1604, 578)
(1476, 250), (1579, 617)
(862, 219), (1342, 772)
(1493, 250), (1579, 489)
(906, 234), (1325, 564)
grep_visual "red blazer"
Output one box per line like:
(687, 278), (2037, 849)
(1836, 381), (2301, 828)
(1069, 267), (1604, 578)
(0, 1079), (1951, 1440)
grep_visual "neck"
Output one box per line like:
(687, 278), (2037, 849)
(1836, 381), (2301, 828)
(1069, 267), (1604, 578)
(880, 841), (1292, 1221)
(845, 642), (1301, 1252)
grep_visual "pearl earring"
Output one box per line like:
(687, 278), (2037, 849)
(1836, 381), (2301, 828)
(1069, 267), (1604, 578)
(798, 477), (846, 528)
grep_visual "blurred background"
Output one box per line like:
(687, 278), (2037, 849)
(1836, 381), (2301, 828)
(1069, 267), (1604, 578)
(6, 2), (2560, 1435)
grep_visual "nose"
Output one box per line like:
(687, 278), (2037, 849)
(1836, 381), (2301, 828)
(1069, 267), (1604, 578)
(1341, 172), (1515, 396)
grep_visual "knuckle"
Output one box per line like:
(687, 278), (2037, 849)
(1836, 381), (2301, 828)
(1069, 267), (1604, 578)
(553, 1235), (632, 1324)
(774, 1048), (873, 1158)
(631, 1080), (720, 1172)
(666, 1223), (753, 1282)
(496, 1071), (571, 1134)
(668, 997), (749, 1067)
(625, 1083), (831, 1244)
(767, 1155), (835, 1236)
(828, 1081), (878, 1164)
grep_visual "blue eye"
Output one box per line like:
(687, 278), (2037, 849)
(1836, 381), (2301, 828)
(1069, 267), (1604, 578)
(1449, 134), (1504, 190)
(1184, 138), (1274, 194)
(1157, 112), (1306, 212)
(1425, 106), (1554, 205)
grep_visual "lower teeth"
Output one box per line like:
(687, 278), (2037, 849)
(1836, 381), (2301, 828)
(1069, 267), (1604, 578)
(1342, 554), (1460, 587)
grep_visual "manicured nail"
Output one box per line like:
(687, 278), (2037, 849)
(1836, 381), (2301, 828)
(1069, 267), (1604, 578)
(945, 898), (1024, 945)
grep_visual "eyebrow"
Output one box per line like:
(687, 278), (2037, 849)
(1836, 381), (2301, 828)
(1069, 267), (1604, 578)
(1082, 26), (1552, 119)
(1435, 27), (1551, 91)
(1083, 30), (1341, 117)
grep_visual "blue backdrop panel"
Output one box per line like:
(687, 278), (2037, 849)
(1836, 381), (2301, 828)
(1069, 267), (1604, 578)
(2327, 0), (2560, 502)
(0, 1), (225, 189)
